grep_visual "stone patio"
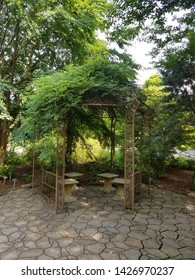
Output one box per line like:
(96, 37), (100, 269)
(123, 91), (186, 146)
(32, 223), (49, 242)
(0, 184), (195, 260)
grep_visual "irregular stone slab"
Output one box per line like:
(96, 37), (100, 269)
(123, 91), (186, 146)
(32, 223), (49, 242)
(176, 223), (191, 231)
(161, 231), (178, 239)
(122, 249), (142, 260)
(144, 229), (157, 238)
(116, 225), (130, 234)
(111, 233), (127, 242)
(129, 225), (147, 231)
(74, 236), (95, 246)
(85, 243), (105, 254)
(161, 244), (180, 258)
(46, 232), (63, 240)
(44, 247), (62, 259)
(0, 249), (21, 260)
(0, 216), (7, 223)
(179, 237), (195, 248)
(24, 232), (43, 241)
(179, 247), (195, 259)
(14, 219), (28, 227)
(24, 241), (37, 249)
(79, 254), (102, 260)
(81, 228), (98, 237)
(102, 221), (118, 228)
(147, 218), (162, 225)
(66, 244), (84, 257)
(119, 219), (133, 226)
(143, 239), (161, 249)
(161, 223), (177, 231)
(4, 215), (20, 224)
(23, 215), (36, 222)
(36, 237), (52, 249)
(57, 238), (73, 248)
(128, 231), (149, 240)
(104, 227), (118, 234)
(0, 243), (12, 253)
(177, 230), (195, 239)
(87, 219), (102, 228)
(162, 238), (181, 249)
(14, 242), (25, 249)
(112, 241), (129, 250)
(71, 222), (87, 230)
(100, 252), (119, 260)
(125, 238), (143, 249)
(93, 232), (103, 241)
(0, 235), (8, 243)
(134, 216), (148, 224)
(58, 227), (78, 238)
(8, 231), (24, 242)
(19, 248), (43, 259)
(1, 227), (18, 235)
(37, 254), (54, 260)
(144, 248), (168, 259)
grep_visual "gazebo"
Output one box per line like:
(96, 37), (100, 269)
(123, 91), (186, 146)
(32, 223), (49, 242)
(32, 92), (152, 213)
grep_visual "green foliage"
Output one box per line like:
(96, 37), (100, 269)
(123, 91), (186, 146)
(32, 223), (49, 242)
(0, 165), (15, 177)
(141, 74), (188, 178)
(33, 134), (58, 168)
(4, 151), (25, 166)
(169, 157), (195, 170)
(0, 151), (27, 177)
(27, 52), (138, 129)
(157, 34), (195, 118)
(0, 0), (109, 164)
(110, 0), (195, 50)
(24, 52), (138, 165)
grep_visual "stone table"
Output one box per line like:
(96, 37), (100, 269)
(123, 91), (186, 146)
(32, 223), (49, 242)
(97, 173), (119, 193)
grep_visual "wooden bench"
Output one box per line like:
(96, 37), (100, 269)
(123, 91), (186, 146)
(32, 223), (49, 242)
(111, 178), (131, 200)
(58, 178), (79, 202)
(97, 173), (119, 192)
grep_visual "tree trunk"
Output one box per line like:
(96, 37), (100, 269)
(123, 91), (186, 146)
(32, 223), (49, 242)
(65, 119), (73, 166)
(0, 119), (10, 165)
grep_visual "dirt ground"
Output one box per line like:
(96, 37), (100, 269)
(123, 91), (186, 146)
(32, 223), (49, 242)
(0, 166), (194, 195)
(153, 168), (193, 195)
(0, 165), (33, 194)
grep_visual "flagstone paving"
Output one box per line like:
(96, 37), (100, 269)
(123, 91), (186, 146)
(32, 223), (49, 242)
(0, 185), (195, 260)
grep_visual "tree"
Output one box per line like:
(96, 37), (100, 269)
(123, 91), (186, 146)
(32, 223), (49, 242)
(109, 1), (195, 153)
(142, 74), (188, 177)
(0, 0), (108, 164)
(109, 0), (195, 49)
(157, 35), (195, 116)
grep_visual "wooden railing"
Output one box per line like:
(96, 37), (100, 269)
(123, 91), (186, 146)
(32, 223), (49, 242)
(41, 169), (64, 211)
(129, 170), (142, 200)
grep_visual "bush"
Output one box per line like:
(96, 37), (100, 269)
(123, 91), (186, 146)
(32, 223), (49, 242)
(0, 165), (15, 177)
(169, 156), (195, 170)
(4, 151), (26, 166)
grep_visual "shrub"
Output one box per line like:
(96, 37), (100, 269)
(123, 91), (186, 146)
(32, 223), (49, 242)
(4, 151), (26, 166)
(0, 165), (15, 177)
(169, 156), (195, 170)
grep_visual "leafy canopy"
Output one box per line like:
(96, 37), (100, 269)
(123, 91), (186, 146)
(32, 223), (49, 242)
(27, 51), (138, 132)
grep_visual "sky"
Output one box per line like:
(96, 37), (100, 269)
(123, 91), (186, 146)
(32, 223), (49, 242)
(98, 31), (157, 85)
(126, 40), (157, 85)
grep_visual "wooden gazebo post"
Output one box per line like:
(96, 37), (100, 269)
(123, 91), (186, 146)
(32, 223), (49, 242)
(54, 123), (67, 213)
(55, 129), (59, 213)
(124, 99), (140, 210)
(32, 127), (35, 194)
